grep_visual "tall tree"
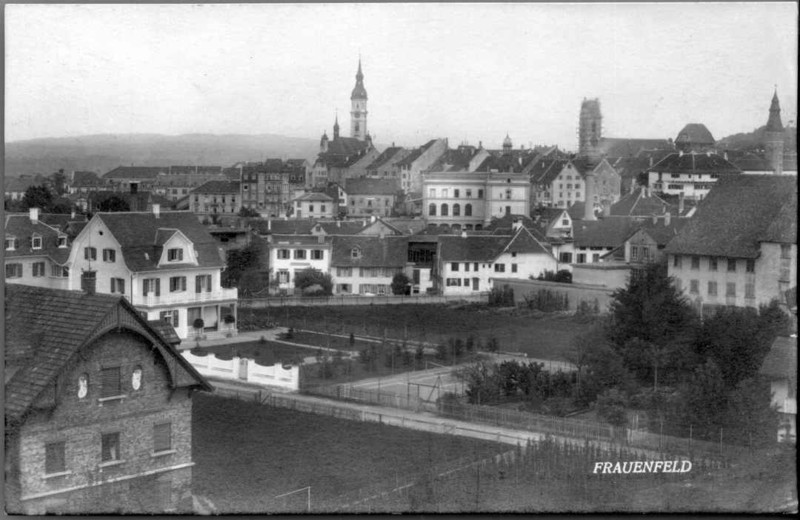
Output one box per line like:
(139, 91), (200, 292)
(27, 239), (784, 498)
(95, 195), (131, 212)
(22, 185), (53, 211)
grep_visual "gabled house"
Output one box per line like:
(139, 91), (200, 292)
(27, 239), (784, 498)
(365, 146), (411, 180)
(647, 151), (741, 201)
(4, 285), (212, 514)
(330, 235), (409, 295)
(533, 207), (573, 240)
(5, 208), (71, 289)
(267, 234), (331, 295)
(190, 180), (241, 219)
(291, 192), (335, 220)
(67, 207), (238, 339)
(759, 336), (797, 443)
(343, 178), (400, 217)
(397, 138), (448, 193)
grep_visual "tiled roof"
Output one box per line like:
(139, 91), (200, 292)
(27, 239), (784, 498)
(71, 171), (102, 186)
(597, 138), (674, 158)
(4, 176), (39, 193)
(381, 218), (428, 235)
(147, 320), (181, 346)
(501, 227), (553, 255)
(193, 180), (241, 195)
(428, 148), (480, 172)
(270, 234), (331, 246)
(759, 336), (797, 380)
(397, 140), (439, 167)
(168, 166), (224, 175)
(103, 166), (166, 179)
(530, 159), (569, 185)
(438, 235), (509, 262)
(476, 152), (538, 173)
(330, 236), (408, 268)
(675, 124), (715, 146)
(632, 217), (690, 246)
(567, 201), (591, 221)
(314, 221), (373, 235)
(573, 216), (642, 248)
(344, 178), (400, 196)
(95, 211), (225, 271)
(39, 213), (88, 232)
(366, 147), (404, 170)
(4, 214), (70, 264)
(648, 152), (740, 174)
(4, 285), (210, 427)
(294, 192), (333, 202)
(323, 137), (370, 157)
(665, 175), (797, 258)
(611, 188), (673, 217)
(249, 219), (316, 235)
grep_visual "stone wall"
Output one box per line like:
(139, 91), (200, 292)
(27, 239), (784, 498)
(492, 277), (615, 313)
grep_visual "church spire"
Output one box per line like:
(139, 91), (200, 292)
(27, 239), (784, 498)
(766, 87), (783, 132)
(351, 59), (367, 101)
(333, 112), (340, 139)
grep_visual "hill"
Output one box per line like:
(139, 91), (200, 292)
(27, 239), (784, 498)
(717, 124), (797, 152)
(4, 133), (321, 177)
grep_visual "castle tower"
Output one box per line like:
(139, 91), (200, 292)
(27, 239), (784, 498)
(578, 98), (602, 162)
(350, 59), (368, 141)
(502, 133), (513, 155)
(765, 88), (784, 175)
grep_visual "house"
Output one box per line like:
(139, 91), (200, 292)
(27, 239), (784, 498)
(4, 284), (212, 514)
(675, 123), (716, 152)
(102, 166), (167, 193)
(190, 180), (241, 219)
(759, 336), (797, 443)
(240, 161), (292, 218)
(4, 175), (42, 201)
(67, 206), (238, 339)
(396, 138), (448, 193)
(665, 175), (796, 312)
(426, 143), (490, 174)
(330, 235), (409, 295)
(610, 186), (677, 218)
(87, 190), (175, 213)
(542, 157), (621, 210)
(571, 216), (642, 265)
(533, 207), (573, 240)
(267, 234), (331, 295)
(68, 171), (104, 195)
(5, 208), (71, 289)
(343, 178), (400, 218)
(529, 158), (569, 208)
(365, 146), (411, 180)
(292, 192), (335, 220)
(647, 151), (741, 201)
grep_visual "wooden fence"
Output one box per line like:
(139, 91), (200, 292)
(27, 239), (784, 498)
(240, 292), (489, 308)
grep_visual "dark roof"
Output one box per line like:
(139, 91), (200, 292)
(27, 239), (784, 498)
(731, 152), (773, 172)
(38, 212), (88, 232)
(530, 159), (569, 185)
(648, 152), (740, 175)
(4, 285), (210, 427)
(438, 235), (509, 262)
(573, 216), (642, 248)
(766, 91), (784, 133)
(632, 217), (690, 246)
(429, 147), (483, 172)
(168, 166), (224, 175)
(759, 336), (797, 380)
(611, 188), (673, 217)
(567, 201), (592, 221)
(270, 234), (331, 246)
(88, 191), (173, 212)
(4, 176), (39, 193)
(95, 211), (224, 271)
(249, 219), (316, 235)
(484, 215), (550, 243)
(675, 124), (715, 146)
(294, 192), (333, 202)
(103, 166), (166, 180)
(381, 218), (428, 235)
(147, 320), (182, 346)
(501, 227), (553, 255)
(314, 220), (373, 235)
(4, 214), (70, 264)
(366, 147), (405, 171)
(193, 180), (240, 194)
(323, 137), (370, 157)
(330, 236), (408, 268)
(665, 175), (797, 258)
(71, 171), (102, 186)
(344, 178), (400, 196)
(476, 151), (538, 173)
(597, 138), (674, 158)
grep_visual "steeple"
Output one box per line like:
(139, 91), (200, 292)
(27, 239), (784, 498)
(350, 58), (368, 101)
(766, 87), (783, 133)
(350, 58), (368, 140)
(765, 88), (785, 175)
(333, 113), (340, 139)
(502, 133), (513, 155)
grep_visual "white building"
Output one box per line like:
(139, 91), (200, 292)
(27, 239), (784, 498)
(330, 235), (409, 295)
(760, 336), (797, 443)
(292, 192), (335, 220)
(4, 208), (71, 290)
(648, 151), (741, 201)
(267, 234), (332, 295)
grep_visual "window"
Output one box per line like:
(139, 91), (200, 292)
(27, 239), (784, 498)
(727, 259), (736, 272)
(31, 235), (42, 250)
(321, 205), (326, 213)
(442, 189), (449, 198)
(143, 278), (161, 296)
(672, 255), (682, 268)
(780, 244), (791, 259)
(726, 282), (736, 297)
(57, 236), (67, 248)
(642, 248), (650, 262)
(169, 276), (187, 292)
(277, 270), (289, 283)
(464, 263), (470, 272)
(592, 254), (600, 263)
(691, 256), (700, 270)
(277, 249), (290, 259)
(708, 281), (718, 296)
(575, 192), (581, 199)
(101, 432), (121, 462)
(428, 204), (436, 216)
(451, 262), (459, 272)
(32, 262), (45, 277)
(745, 283), (756, 299)
(5, 237), (16, 250)
(631, 246), (639, 261)
(153, 423), (172, 453)
(309, 205), (314, 213)
(5, 263), (23, 278)
(478, 189), (484, 199)
(559, 252), (573, 263)
(336, 267), (353, 277)
(474, 263), (479, 271)
(494, 264), (506, 273)
(160, 310), (179, 327)
(167, 248), (183, 262)
(84, 247), (97, 261)
(466, 189), (472, 198)
(103, 249), (116, 262)
(195, 274), (212, 293)
(453, 204), (460, 217)
(45, 442), (66, 475)
(690, 280), (699, 294)
(100, 367), (121, 398)
(294, 249), (306, 260)
(453, 189), (460, 198)
(511, 264), (518, 273)
(108, 278), (125, 294)
(745, 259), (755, 273)
(465, 204), (472, 217)
(577, 254), (586, 264)
(709, 257), (718, 271)
(351, 248), (361, 259)
(440, 204), (449, 216)
(311, 250), (324, 260)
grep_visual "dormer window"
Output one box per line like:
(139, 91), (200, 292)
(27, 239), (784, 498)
(31, 235), (42, 250)
(167, 248), (184, 262)
(5, 236), (16, 251)
(57, 235), (68, 248)
(351, 248), (361, 259)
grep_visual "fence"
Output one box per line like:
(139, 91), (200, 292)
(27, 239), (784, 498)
(492, 278), (615, 313)
(303, 383), (429, 412)
(239, 292), (489, 308)
(182, 351), (299, 391)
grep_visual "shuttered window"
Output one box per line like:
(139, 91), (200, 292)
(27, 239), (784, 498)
(153, 423), (172, 453)
(169, 276), (187, 292)
(143, 278), (161, 296)
(45, 442), (66, 474)
(101, 432), (121, 462)
(195, 274), (212, 293)
(100, 367), (121, 397)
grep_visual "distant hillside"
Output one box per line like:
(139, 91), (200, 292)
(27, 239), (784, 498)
(717, 125), (797, 152)
(4, 133), (321, 177)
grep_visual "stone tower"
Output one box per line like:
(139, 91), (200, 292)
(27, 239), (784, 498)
(578, 98), (602, 162)
(350, 59), (368, 141)
(765, 88), (784, 175)
(502, 133), (513, 155)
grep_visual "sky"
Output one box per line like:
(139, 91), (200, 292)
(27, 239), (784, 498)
(5, 3), (798, 150)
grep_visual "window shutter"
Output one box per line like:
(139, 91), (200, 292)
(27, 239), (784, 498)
(181, 277), (186, 291)
(178, 249), (184, 261)
(110, 278), (116, 293)
(156, 279), (161, 296)
(85, 248), (89, 260)
(195, 276), (202, 293)
(206, 275), (212, 292)
(143, 279), (148, 296)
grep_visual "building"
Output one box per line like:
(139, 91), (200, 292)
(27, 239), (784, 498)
(4, 284), (212, 514)
(759, 335), (797, 443)
(365, 146), (411, 180)
(102, 166), (167, 193)
(330, 235), (409, 295)
(571, 216), (642, 265)
(343, 178), (400, 218)
(578, 98), (603, 163)
(665, 175), (797, 312)
(765, 89), (786, 175)
(544, 158), (621, 209)
(267, 234), (331, 295)
(5, 208), (71, 289)
(292, 192), (336, 220)
(675, 123), (716, 153)
(350, 58), (368, 141)
(67, 207), (238, 339)
(240, 161), (292, 218)
(647, 151), (741, 201)
(4, 175), (42, 201)
(191, 180), (241, 219)
(68, 171), (104, 195)
(397, 138), (448, 194)
(529, 158), (569, 208)
(599, 213), (689, 277)
(423, 171), (530, 230)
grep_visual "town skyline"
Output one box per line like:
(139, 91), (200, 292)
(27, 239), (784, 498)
(5, 3), (798, 150)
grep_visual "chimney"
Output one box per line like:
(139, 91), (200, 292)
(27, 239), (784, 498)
(649, 156), (654, 167)
(512, 218), (522, 232)
(29, 207), (40, 224)
(80, 270), (97, 295)
(678, 192), (685, 215)
(583, 172), (597, 221)
(152, 204), (160, 219)
(664, 211), (672, 226)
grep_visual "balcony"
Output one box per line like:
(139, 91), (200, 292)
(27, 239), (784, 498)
(136, 287), (239, 308)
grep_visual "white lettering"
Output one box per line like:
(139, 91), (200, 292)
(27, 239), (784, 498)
(602, 462), (612, 474)
(680, 460), (692, 473)
(653, 461), (664, 472)
(593, 462), (604, 474)
(663, 461), (673, 472)
(643, 461), (654, 472)
(612, 462), (622, 474)
(622, 462), (633, 474)
(633, 461), (644, 473)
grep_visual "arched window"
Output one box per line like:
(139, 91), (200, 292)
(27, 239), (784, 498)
(428, 203), (437, 216)
(441, 204), (449, 217)
(465, 204), (472, 217)
(475, 224), (483, 231)
(465, 224), (473, 230)
(452, 203), (460, 217)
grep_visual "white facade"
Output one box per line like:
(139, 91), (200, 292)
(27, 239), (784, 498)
(269, 237), (331, 294)
(648, 170), (719, 201)
(332, 266), (400, 295)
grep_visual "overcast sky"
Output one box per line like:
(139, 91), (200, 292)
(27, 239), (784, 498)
(5, 3), (798, 150)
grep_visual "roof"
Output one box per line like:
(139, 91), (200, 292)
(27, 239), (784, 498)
(294, 192), (333, 202)
(4, 285), (210, 428)
(330, 236), (408, 268)
(438, 235), (509, 262)
(476, 151), (538, 173)
(71, 171), (102, 186)
(631, 217), (690, 246)
(731, 152), (774, 172)
(665, 175), (797, 258)
(103, 166), (166, 180)
(530, 159), (569, 185)
(192, 180), (241, 195)
(366, 147), (405, 171)
(611, 188), (673, 217)
(573, 216), (642, 248)
(249, 219), (316, 235)
(675, 124), (715, 146)
(4, 176), (39, 193)
(766, 91), (783, 133)
(88, 191), (172, 212)
(597, 138), (674, 158)
(168, 165), (224, 175)
(38, 212), (88, 232)
(93, 211), (225, 271)
(759, 336), (797, 380)
(500, 227), (553, 256)
(270, 234), (331, 246)
(344, 178), (400, 196)
(381, 218), (428, 235)
(428, 147), (482, 172)
(4, 213), (70, 264)
(313, 220), (374, 235)
(648, 152), (741, 175)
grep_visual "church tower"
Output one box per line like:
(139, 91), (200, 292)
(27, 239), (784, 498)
(578, 98), (602, 162)
(350, 59), (368, 141)
(765, 88), (784, 175)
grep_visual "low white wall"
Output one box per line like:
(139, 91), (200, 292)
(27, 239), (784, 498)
(182, 351), (299, 391)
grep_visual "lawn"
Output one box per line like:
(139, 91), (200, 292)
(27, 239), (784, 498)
(240, 304), (594, 361)
(191, 392), (507, 513)
(200, 340), (320, 365)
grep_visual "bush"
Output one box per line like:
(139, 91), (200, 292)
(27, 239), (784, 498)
(294, 268), (333, 296)
(488, 286), (515, 307)
(391, 272), (411, 295)
(193, 318), (205, 330)
(523, 289), (569, 312)
(596, 389), (629, 427)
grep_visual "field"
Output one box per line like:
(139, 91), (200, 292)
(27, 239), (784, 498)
(191, 392), (506, 513)
(241, 304), (594, 361)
